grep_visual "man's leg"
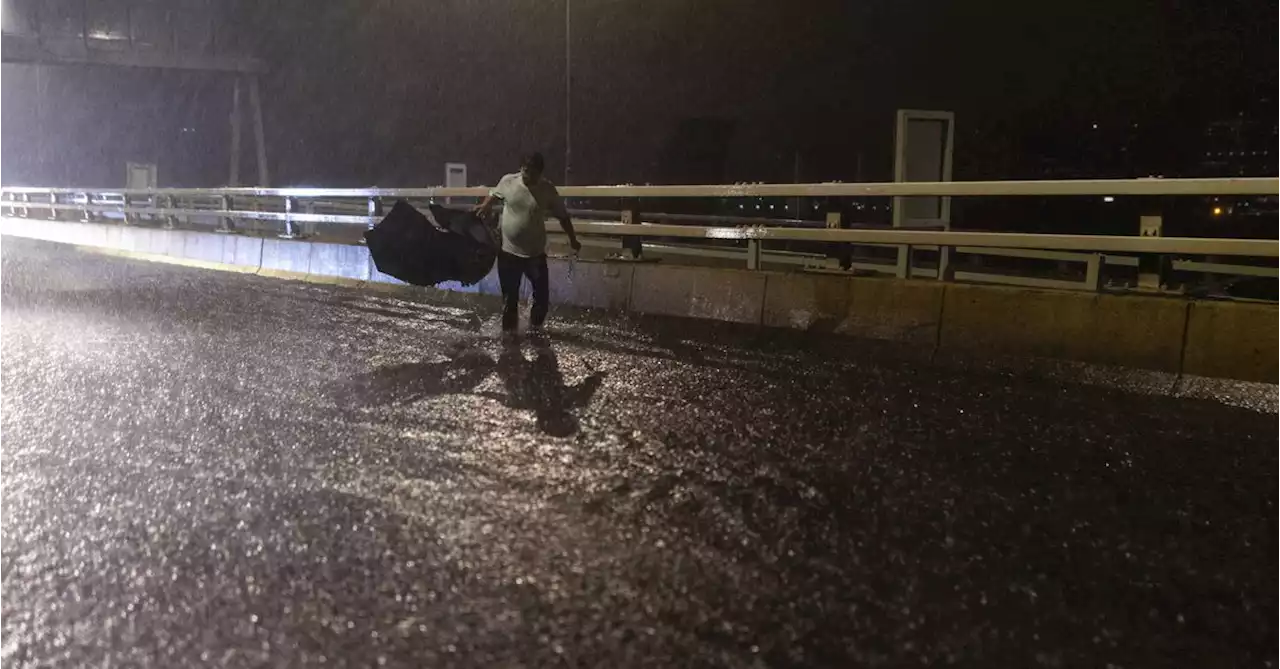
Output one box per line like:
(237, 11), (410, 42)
(527, 254), (550, 329)
(497, 252), (524, 332)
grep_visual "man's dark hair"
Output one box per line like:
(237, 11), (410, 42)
(521, 152), (546, 172)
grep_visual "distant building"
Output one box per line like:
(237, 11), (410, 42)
(1199, 115), (1277, 178)
(1199, 99), (1278, 219)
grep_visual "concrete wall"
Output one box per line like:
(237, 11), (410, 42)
(3, 217), (1275, 383)
(761, 273), (946, 345)
(630, 265), (766, 324)
(939, 284), (1189, 373)
(1182, 301), (1278, 383)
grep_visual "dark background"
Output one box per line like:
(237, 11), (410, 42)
(2, 0), (1275, 189)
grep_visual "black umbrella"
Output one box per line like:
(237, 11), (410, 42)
(364, 200), (498, 286)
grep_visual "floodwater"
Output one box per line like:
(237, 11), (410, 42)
(2, 238), (1275, 667)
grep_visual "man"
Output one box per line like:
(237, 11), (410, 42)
(473, 153), (581, 333)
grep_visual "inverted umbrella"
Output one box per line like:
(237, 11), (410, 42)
(363, 200), (498, 286)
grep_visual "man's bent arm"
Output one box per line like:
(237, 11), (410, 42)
(474, 176), (507, 218)
(473, 193), (498, 218)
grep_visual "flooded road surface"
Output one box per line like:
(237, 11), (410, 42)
(2, 238), (1275, 667)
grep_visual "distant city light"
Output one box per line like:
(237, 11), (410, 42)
(1103, 196), (1115, 203)
(87, 30), (128, 41)
(1091, 123), (1098, 129)
(1212, 207), (1223, 216)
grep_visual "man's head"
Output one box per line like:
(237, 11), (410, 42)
(520, 152), (545, 185)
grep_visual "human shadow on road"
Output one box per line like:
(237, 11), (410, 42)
(481, 336), (605, 437)
(338, 342), (495, 407)
(333, 337), (603, 438)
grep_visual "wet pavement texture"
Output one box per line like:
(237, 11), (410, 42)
(2, 238), (1276, 668)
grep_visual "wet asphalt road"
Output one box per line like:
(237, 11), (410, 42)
(1, 238), (1276, 668)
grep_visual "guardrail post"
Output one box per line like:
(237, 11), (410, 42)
(122, 194), (134, 225)
(302, 200), (318, 237)
(217, 195), (236, 233)
(824, 210), (855, 270)
(19, 193), (31, 219)
(47, 193), (59, 221)
(1137, 213), (1166, 292)
(895, 245), (913, 279)
(746, 239), (761, 270)
(280, 197), (302, 239)
(1084, 253), (1103, 292)
(937, 245), (954, 281)
(621, 202), (643, 259)
(163, 195), (178, 229)
(361, 197), (383, 245)
(80, 192), (92, 222)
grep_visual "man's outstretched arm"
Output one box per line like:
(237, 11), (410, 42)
(557, 214), (581, 253)
(552, 192), (581, 252)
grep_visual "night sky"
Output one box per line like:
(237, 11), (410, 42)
(2, 0), (1275, 187)
(249, 0), (1276, 186)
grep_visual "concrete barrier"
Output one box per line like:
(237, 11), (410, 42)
(182, 231), (227, 264)
(150, 227), (187, 257)
(549, 259), (633, 312)
(474, 268), (502, 297)
(761, 273), (852, 333)
(1088, 294), (1190, 372)
(2, 217), (1275, 384)
(368, 266), (409, 286)
(761, 273), (945, 345)
(7, 219), (106, 248)
(258, 238), (312, 279)
(630, 264), (766, 324)
(103, 225), (124, 250)
(939, 284), (1187, 372)
(435, 279), (483, 294)
(1183, 300), (1278, 383)
(223, 235), (264, 269)
(308, 242), (371, 282)
(118, 226), (150, 253)
(847, 277), (945, 345)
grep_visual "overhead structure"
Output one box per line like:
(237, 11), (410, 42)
(1, 0), (264, 73)
(1, 0), (269, 186)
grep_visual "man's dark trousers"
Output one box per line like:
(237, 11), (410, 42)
(497, 251), (549, 331)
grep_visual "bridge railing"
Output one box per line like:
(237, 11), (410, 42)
(2, 178), (1276, 296)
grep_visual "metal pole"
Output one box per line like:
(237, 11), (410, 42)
(791, 151), (801, 219)
(229, 76), (242, 186)
(564, 0), (571, 186)
(249, 75), (269, 187)
(36, 65), (46, 183)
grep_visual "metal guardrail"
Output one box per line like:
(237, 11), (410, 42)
(1, 176), (1275, 198)
(2, 178), (1277, 296)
